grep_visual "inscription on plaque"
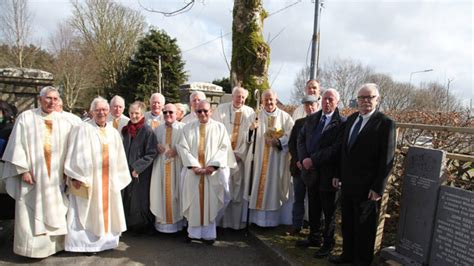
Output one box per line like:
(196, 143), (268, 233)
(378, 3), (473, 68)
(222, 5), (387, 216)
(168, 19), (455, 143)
(430, 186), (474, 266)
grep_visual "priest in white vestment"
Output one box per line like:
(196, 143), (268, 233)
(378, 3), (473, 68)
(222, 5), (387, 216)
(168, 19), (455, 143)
(150, 104), (185, 233)
(64, 97), (131, 253)
(144, 93), (165, 130)
(244, 89), (294, 227)
(292, 79), (321, 121)
(212, 87), (254, 230)
(178, 100), (236, 244)
(1, 86), (75, 258)
(181, 91), (206, 124)
(56, 97), (82, 126)
(107, 95), (130, 132)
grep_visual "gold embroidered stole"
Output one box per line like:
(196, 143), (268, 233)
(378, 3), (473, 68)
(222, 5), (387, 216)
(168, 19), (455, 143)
(230, 112), (242, 150)
(112, 118), (119, 129)
(164, 126), (173, 224)
(43, 119), (53, 178)
(256, 115), (275, 210)
(99, 128), (110, 233)
(151, 120), (159, 129)
(198, 124), (206, 225)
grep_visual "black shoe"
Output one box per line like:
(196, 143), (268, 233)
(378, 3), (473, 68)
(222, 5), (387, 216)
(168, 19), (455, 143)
(313, 243), (334, 258)
(295, 238), (322, 248)
(202, 239), (215, 246)
(328, 254), (352, 264)
(285, 227), (302, 236)
(184, 234), (192, 243)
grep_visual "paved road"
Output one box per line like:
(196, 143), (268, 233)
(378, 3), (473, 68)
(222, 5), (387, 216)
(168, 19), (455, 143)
(0, 220), (288, 265)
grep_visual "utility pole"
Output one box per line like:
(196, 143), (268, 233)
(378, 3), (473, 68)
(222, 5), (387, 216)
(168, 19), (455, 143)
(158, 55), (162, 93)
(309, 0), (320, 80)
(446, 78), (453, 112)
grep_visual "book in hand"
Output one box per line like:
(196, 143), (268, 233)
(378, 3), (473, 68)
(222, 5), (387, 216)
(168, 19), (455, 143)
(68, 179), (90, 199)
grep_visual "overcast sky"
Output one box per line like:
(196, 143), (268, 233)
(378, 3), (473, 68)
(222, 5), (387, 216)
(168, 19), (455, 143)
(29, 0), (473, 106)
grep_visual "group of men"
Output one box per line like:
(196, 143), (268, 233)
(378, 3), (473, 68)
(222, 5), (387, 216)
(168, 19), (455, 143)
(0, 81), (395, 266)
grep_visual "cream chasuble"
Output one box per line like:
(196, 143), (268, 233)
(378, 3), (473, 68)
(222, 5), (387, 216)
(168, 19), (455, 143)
(178, 119), (236, 228)
(150, 121), (185, 233)
(181, 111), (198, 124)
(244, 108), (294, 214)
(107, 114), (130, 133)
(64, 121), (131, 252)
(212, 102), (254, 229)
(1, 108), (75, 258)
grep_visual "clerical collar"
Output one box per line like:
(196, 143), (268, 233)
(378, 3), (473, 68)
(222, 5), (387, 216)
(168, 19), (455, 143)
(96, 122), (107, 128)
(263, 108), (278, 116)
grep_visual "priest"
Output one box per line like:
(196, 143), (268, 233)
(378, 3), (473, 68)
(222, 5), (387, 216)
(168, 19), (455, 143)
(64, 97), (131, 253)
(181, 91), (206, 124)
(244, 89), (294, 227)
(212, 86), (254, 229)
(144, 93), (165, 129)
(178, 100), (236, 244)
(1, 86), (75, 258)
(150, 103), (185, 233)
(107, 95), (130, 132)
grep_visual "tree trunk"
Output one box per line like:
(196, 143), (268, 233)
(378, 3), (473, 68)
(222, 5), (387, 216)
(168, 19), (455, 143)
(231, 0), (269, 107)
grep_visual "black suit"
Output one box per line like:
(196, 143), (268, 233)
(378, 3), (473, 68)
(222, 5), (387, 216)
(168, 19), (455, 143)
(297, 108), (345, 245)
(339, 110), (396, 265)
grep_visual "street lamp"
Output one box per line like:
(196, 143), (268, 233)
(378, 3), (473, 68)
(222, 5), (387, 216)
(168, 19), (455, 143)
(409, 69), (434, 85)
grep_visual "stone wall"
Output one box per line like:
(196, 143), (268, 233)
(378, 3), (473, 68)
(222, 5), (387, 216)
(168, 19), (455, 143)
(0, 68), (54, 113)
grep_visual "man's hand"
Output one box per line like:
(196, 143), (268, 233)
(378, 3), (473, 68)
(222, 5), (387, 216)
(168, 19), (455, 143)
(132, 170), (139, 178)
(296, 161), (303, 170)
(72, 179), (82, 189)
(332, 178), (340, 189)
(21, 172), (34, 185)
(205, 166), (216, 175)
(250, 121), (259, 130)
(302, 158), (313, 170)
(192, 167), (205, 175)
(368, 190), (381, 201)
(165, 148), (177, 158)
(157, 144), (167, 154)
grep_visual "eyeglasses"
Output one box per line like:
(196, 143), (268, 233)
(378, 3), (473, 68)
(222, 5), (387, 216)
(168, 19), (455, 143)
(357, 95), (377, 101)
(196, 109), (210, 114)
(163, 111), (174, 115)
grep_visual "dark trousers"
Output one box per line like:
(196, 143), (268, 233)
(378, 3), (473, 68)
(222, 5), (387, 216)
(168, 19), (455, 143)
(292, 175), (306, 229)
(308, 183), (337, 245)
(341, 192), (380, 266)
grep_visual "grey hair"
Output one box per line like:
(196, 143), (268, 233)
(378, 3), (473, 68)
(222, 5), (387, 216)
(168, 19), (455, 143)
(129, 101), (146, 115)
(357, 83), (380, 97)
(39, 86), (59, 97)
(322, 88), (340, 102)
(232, 86), (249, 97)
(110, 95), (125, 106)
(90, 96), (109, 112)
(189, 91), (206, 102)
(262, 89), (277, 99)
(150, 93), (165, 104)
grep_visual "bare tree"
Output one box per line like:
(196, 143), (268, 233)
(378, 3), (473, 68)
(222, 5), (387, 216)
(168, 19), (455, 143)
(0, 0), (34, 67)
(70, 0), (146, 96)
(366, 73), (413, 111)
(319, 58), (373, 107)
(409, 82), (460, 112)
(50, 22), (98, 111)
(290, 66), (310, 105)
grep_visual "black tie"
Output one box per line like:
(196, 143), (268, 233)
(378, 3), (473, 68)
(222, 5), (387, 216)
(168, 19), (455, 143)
(308, 115), (326, 154)
(348, 116), (363, 150)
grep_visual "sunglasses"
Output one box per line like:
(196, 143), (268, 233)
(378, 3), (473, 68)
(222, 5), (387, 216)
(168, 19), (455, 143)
(196, 109), (210, 114)
(163, 111), (174, 115)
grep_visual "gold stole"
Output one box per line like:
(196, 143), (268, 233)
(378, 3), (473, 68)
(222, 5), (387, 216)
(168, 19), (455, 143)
(164, 126), (173, 224)
(112, 118), (119, 129)
(151, 120), (159, 129)
(230, 112), (242, 150)
(198, 124), (206, 225)
(99, 128), (110, 233)
(43, 119), (53, 178)
(256, 115), (275, 210)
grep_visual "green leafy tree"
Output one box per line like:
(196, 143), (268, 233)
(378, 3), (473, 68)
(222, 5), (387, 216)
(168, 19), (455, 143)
(212, 77), (231, 94)
(119, 29), (187, 104)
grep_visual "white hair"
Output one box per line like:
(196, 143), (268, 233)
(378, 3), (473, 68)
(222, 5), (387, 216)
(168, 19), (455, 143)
(357, 83), (380, 97)
(90, 96), (109, 112)
(39, 86), (59, 97)
(322, 88), (340, 102)
(110, 95), (125, 106)
(150, 93), (165, 104)
(189, 91), (206, 102)
(262, 89), (277, 99)
(232, 86), (249, 97)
